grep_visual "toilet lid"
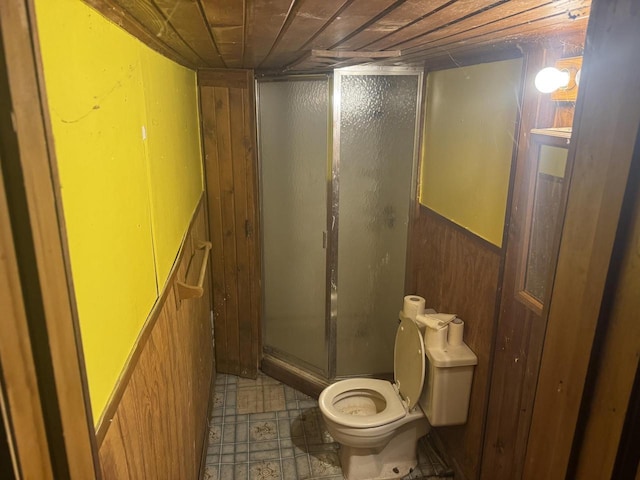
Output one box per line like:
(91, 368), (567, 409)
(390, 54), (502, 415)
(394, 315), (426, 410)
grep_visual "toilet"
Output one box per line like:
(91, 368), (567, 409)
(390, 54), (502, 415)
(318, 305), (477, 480)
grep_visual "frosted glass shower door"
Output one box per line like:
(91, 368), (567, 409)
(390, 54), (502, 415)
(259, 79), (329, 375)
(335, 72), (421, 376)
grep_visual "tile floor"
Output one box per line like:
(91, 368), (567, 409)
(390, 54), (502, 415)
(204, 371), (454, 479)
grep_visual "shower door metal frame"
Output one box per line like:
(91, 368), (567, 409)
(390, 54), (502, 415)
(257, 67), (424, 383)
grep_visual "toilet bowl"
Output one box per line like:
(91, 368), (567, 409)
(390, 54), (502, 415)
(318, 306), (478, 480)
(319, 378), (429, 480)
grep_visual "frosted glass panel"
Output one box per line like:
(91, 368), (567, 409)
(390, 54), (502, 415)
(259, 80), (329, 374)
(336, 74), (419, 376)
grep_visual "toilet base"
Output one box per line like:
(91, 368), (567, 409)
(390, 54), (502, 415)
(338, 418), (429, 480)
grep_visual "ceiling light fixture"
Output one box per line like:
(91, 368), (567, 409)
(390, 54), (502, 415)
(534, 56), (583, 101)
(534, 67), (570, 93)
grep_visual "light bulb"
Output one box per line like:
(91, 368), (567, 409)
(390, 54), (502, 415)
(534, 67), (570, 93)
(575, 68), (581, 86)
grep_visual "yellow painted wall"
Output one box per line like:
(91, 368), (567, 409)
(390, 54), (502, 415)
(420, 58), (523, 247)
(141, 50), (203, 285)
(35, 0), (203, 421)
(538, 144), (568, 178)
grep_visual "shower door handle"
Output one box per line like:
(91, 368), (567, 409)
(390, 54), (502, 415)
(323, 231), (327, 249)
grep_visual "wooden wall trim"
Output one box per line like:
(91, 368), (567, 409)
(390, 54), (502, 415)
(0, 159), (54, 480)
(571, 141), (640, 479)
(523, 0), (640, 476)
(95, 194), (205, 444)
(198, 69), (251, 88)
(1, 0), (98, 477)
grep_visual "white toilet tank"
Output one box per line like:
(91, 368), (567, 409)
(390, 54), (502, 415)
(417, 325), (477, 427)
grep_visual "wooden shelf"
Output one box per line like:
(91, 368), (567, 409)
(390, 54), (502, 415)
(531, 127), (572, 139)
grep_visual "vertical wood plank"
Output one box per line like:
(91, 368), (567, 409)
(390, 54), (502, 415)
(114, 378), (149, 479)
(99, 413), (131, 480)
(200, 69), (260, 379)
(244, 76), (262, 375)
(229, 86), (252, 376)
(214, 86), (242, 374)
(189, 206), (214, 442)
(202, 87), (230, 372)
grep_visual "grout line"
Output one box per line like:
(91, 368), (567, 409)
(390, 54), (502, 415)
(207, 372), (448, 480)
(274, 394), (285, 480)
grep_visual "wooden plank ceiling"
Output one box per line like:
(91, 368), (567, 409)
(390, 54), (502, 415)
(88, 0), (591, 73)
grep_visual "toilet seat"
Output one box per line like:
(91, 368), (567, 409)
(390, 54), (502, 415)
(319, 378), (406, 429)
(394, 315), (426, 410)
(319, 316), (427, 430)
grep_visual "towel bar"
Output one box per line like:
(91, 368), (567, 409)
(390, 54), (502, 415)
(176, 240), (212, 301)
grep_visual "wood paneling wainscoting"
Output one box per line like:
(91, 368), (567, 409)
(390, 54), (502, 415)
(97, 196), (213, 479)
(409, 205), (502, 480)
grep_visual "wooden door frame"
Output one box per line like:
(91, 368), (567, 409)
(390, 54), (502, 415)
(523, 0), (640, 477)
(0, 0), (99, 477)
(0, 155), (54, 479)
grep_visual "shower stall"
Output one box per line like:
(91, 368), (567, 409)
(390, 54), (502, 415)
(258, 67), (423, 384)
